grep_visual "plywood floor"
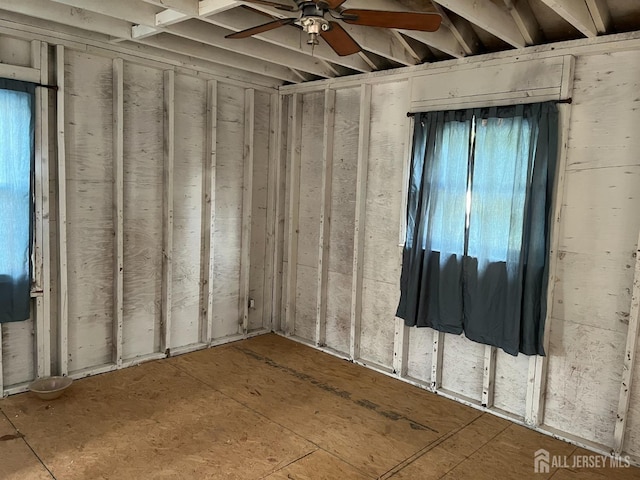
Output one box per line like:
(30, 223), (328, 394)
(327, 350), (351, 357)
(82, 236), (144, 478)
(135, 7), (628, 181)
(0, 334), (638, 479)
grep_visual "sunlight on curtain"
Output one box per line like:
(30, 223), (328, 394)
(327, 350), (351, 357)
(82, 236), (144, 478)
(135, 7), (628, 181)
(0, 87), (33, 323)
(468, 107), (535, 277)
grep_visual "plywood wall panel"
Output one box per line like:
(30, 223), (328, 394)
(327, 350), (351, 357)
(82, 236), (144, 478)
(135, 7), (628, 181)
(212, 83), (245, 339)
(566, 51), (640, 171)
(1, 321), (35, 386)
(248, 91), (271, 331)
(324, 87), (359, 353)
(170, 74), (207, 349)
(358, 82), (406, 367)
(293, 91), (324, 341)
(65, 50), (114, 372)
(441, 334), (484, 401)
(493, 351), (529, 418)
(122, 62), (164, 359)
(544, 319), (626, 447)
(406, 327), (433, 382)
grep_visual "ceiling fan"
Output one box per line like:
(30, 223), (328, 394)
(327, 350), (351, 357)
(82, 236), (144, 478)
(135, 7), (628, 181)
(225, 0), (442, 56)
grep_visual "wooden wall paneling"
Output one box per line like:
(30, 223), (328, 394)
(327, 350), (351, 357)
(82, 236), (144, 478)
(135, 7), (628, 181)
(525, 102), (572, 427)
(201, 79), (217, 345)
(161, 69), (175, 356)
(441, 334), (484, 402)
(324, 87), (359, 355)
(405, 327), (434, 383)
(359, 81), (406, 368)
(264, 92), (279, 332)
(482, 346), (497, 408)
(248, 90), (270, 333)
(65, 50), (114, 373)
(112, 57), (124, 367)
(493, 350), (529, 418)
(55, 44), (69, 376)
(284, 93), (302, 336)
(122, 62), (164, 360)
(171, 73), (206, 350)
(34, 41), (51, 378)
(294, 91), (324, 342)
(271, 95), (287, 332)
(240, 88), (255, 335)
(315, 88), (335, 348)
(350, 84), (372, 361)
(393, 89), (414, 378)
(614, 231), (640, 454)
(431, 331), (445, 390)
(212, 83), (245, 340)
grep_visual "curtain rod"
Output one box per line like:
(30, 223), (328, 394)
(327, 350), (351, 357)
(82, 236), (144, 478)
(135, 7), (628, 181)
(36, 84), (59, 91)
(406, 98), (572, 117)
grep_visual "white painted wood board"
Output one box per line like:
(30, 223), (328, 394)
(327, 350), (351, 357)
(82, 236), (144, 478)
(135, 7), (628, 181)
(358, 82), (406, 368)
(211, 82), (245, 340)
(544, 318), (627, 447)
(64, 50), (114, 373)
(324, 87), (359, 354)
(293, 91), (324, 341)
(441, 333), (485, 402)
(248, 91), (271, 332)
(406, 327), (434, 383)
(122, 61), (164, 359)
(171, 73), (206, 349)
(410, 56), (569, 111)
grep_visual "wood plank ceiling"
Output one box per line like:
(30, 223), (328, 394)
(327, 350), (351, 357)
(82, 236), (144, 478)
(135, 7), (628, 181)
(1, 0), (640, 84)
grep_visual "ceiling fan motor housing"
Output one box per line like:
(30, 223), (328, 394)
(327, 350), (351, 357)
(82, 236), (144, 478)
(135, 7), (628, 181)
(295, 1), (331, 45)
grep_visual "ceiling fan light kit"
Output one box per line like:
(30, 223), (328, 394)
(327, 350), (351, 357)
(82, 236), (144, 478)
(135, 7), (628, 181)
(225, 0), (442, 56)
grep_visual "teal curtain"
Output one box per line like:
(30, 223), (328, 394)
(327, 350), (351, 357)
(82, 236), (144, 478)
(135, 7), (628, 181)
(397, 103), (558, 356)
(0, 80), (35, 323)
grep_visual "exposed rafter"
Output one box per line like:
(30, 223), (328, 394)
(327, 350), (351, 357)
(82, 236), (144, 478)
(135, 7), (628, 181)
(538, 0), (598, 38)
(1, 0), (133, 39)
(164, 20), (338, 78)
(141, 0), (199, 16)
(432, 0), (526, 48)
(585, 0), (611, 34)
(503, 0), (544, 46)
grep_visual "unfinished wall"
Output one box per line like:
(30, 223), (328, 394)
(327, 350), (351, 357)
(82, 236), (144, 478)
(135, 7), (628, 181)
(0, 31), (278, 393)
(278, 43), (640, 461)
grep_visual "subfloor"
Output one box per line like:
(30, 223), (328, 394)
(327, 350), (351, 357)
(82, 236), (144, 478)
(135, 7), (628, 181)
(0, 334), (638, 480)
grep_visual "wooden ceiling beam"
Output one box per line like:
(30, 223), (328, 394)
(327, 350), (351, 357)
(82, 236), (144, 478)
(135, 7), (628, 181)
(432, 0), (526, 48)
(141, 0), (199, 16)
(503, 0), (544, 45)
(585, 0), (611, 34)
(345, 0), (466, 58)
(138, 33), (301, 82)
(1, 0), (133, 39)
(538, 0), (598, 38)
(165, 20), (337, 78)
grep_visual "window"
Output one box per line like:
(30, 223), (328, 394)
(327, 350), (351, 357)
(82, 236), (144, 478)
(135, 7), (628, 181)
(397, 103), (558, 356)
(0, 80), (35, 323)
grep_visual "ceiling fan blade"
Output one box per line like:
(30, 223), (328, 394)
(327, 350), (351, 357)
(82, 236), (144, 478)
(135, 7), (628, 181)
(317, 0), (348, 8)
(225, 18), (296, 39)
(341, 9), (442, 32)
(240, 0), (298, 12)
(320, 22), (361, 56)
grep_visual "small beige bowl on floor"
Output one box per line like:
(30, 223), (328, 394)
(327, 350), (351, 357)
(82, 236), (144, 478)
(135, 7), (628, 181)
(29, 376), (73, 400)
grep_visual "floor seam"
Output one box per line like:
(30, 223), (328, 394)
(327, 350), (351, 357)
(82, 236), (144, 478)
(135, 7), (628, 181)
(166, 360), (375, 479)
(1, 408), (57, 479)
(258, 448), (318, 479)
(377, 411), (483, 479)
(434, 421), (531, 479)
(547, 446), (579, 479)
